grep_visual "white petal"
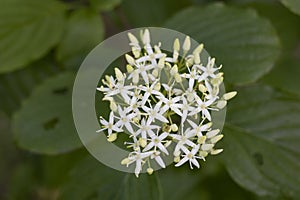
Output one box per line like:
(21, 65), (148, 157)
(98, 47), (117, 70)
(187, 119), (198, 129)
(143, 142), (154, 152)
(135, 160), (142, 177)
(156, 114), (169, 123)
(191, 158), (200, 168)
(155, 156), (166, 168)
(158, 143), (169, 155)
(125, 122), (134, 133)
(159, 132), (169, 140)
(175, 156), (189, 167)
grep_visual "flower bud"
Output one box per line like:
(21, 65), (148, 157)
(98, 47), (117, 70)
(198, 84), (207, 93)
(223, 91), (237, 100)
(114, 68), (123, 81)
(173, 38), (180, 51)
(142, 29), (150, 44)
(216, 100), (227, 109)
(210, 149), (223, 155)
(201, 143), (214, 151)
(154, 83), (161, 91)
(110, 101), (117, 112)
(132, 70), (139, 84)
(174, 156), (180, 163)
(128, 32), (139, 45)
(206, 129), (220, 138)
(126, 64), (134, 73)
(147, 167), (154, 175)
(199, 151), (208, 158)
(193, 43), (204, 54)
(197, 136), (206, 144)
(170, 124), (178, 132)
(121, 158), (130, 165)
(210, 134), (224, 144)
(139, 138), (147, 147)
(193, 52), (200, 64)
(125, 54), (135, 65)
(107, 133), (117, 142)
(183, 36), (191, 52)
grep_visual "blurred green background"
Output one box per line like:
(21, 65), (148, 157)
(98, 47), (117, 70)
(1, 0), (300, 199)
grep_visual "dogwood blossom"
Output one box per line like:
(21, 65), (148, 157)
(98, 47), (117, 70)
(97, 29), (237, 177)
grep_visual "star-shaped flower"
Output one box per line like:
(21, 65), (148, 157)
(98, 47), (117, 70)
(175, 144), (203, 169)
(97, 111), (122, 136)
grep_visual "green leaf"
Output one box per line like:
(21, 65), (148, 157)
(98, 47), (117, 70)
(0, 0), (66, 74)
(12, 72), (82, 155)
(164, 3), (280, 85)
(262, 57), (300, 96)
(0, 59), (61, 116)
(119, 0), (191, 26)
(0, 111), (20, 200)
(59, 155), (163, 200)
(222, 85), (300, 198)
(55, 8), (104, 69)
(250, 4), (300, 96)
(247, 3), (300, 54)
(7, 163), (38, 200)
(89, 0), (122, 11)
(280, 0), (300, 16)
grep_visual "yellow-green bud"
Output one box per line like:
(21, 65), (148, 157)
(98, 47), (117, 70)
(107, 133), (117, 142)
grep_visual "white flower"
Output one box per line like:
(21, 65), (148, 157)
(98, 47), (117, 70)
(159, 95), (183, 116)
(135, 118), (159, 139)
(140, 80), (162, 105)
(125, 149), (154, 177)
(181, 66), (201, 89)
(142, 101), (168, 123)
(170, 127), (197, 156)
(102, 77), (134, 104)
(187, 119), (212, 137)
(175, 144), (202, 169)
(151, 151), (166, 168)
(115, 106), (136, 133)
(189, 96), (216, 121)
(97, 111), (122, 136)
(198, 57), (220, 80)
(143, 131), (169, 155)
(179, 96), (195, 123)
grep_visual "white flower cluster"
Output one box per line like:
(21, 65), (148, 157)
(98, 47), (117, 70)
(97, 29), (236, 177)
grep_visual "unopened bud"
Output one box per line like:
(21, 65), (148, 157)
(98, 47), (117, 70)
(223, 91), (237, 100)
(107, 133), (117, 142)
(183, 36), (191, 52)
(125, 54), (135, 65)
(173, 38), (180, 52)
(170, 124), (178, 132)
(210, 149), (223, 155)
(110, 101), (117, 111)
(114, 68), (123, 81)
(121, 158), (130, 165)
(198, 84), (207, 93)
(216, 100), (227, 109)
(147, 167), (154, 175)
(139, 138), (147, 147)
(197, 136), (206, 144)
(201, 143), (214, 151)
(126, 64), (134, 73)
(210, 134), (224, 144)
(174, 156), (180, 163)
